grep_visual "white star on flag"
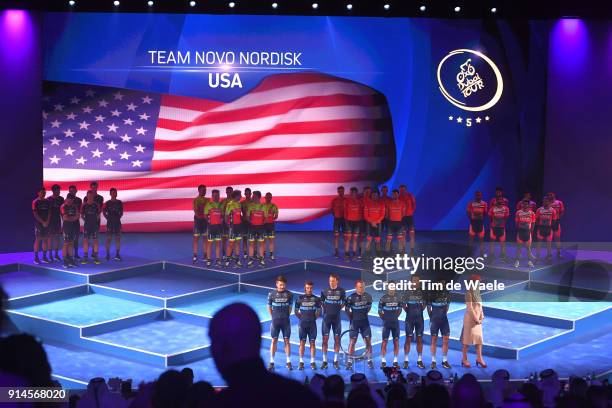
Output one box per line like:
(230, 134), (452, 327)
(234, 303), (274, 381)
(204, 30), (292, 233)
(136, 127), (147, 135)
(66, 112), (77, 120)
(131, 160), (143, 167)
(106, 141), (118, 150)
(82, 106), (93, 114)
(139, 113), (150, 121)
(50, 120), (61, 128)
(120, 134), (132, 143)
(91, 148), (103, 158)
(104, 158), (115, 166)
(134, 144), (146, 153)
(111, 109), (122, 117)
(141, 95), (152, 104)
(50, 137), (61, 146)
(76, 156), (87, 165)
(95, 115), (106, 122)
(107, 123), (119, 133)
(126, 103), (138, 111)
(113, 92), (124, 100)
(120, 151), (131, 160)
(78, 138), (90, 148)
(92, 131), (103, 140)
(123, 118), (134, 126)
(64, 129), (75, 138)
(54, 104), (64, 111)
(49, 155), (61, 164)
(78, 121), (90, 130)
(64, 146), (75, 156)
(70, 96), (80, 104)
(98, 99), (109, 107)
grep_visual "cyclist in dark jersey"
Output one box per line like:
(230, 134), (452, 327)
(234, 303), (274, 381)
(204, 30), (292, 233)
(47, 184), (64, 262)
(320, 273), (346, 369)
(81, 190), (102, 264)
(378, 282), (403, 368)
(103, 187), (123, 261)
(535, 197), (558, 263)
(247, 191), (267, 267)
(224, 190), (243, 267)
(32, 187), (51, 264)
(295, 281), (322, 370)
(241, 188), (253, 259)
(192, 184), (209, 264)
(345, 280), (373, 369)
(267, 275), (293, 371)
(427, 281), (452, 369)
(66, 185), (82, 259)
(263, 192), (279, 261)
(60, 195), (80, 268)
(467, 191), (488, 257)
(403, 274), (426, 369)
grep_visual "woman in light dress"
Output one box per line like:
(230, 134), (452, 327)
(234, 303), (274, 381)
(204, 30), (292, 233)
(461, 274), (487, 368)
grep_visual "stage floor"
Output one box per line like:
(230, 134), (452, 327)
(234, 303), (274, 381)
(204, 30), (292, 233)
(1, 232), (611, 388)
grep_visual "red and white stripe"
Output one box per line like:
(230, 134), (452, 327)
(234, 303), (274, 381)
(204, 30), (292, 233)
(44, 73), (395, 231)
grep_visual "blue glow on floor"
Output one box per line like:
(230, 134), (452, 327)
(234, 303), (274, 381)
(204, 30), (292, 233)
(14, 294), (159, 326)
(172, 291), (271, 321)
(488, 301), (611, 319)
(0, 269), (82, 298)
(88, 319), (209, 354)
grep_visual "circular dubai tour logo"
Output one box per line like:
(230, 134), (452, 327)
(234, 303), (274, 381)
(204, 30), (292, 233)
(437, 48), (503, 127)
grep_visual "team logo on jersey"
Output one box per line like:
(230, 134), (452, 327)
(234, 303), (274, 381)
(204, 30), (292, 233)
(437, 49), (504, 127)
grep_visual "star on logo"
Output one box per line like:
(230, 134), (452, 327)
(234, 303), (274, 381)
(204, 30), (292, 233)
(120, 133), (132, 143)
(113, 92), (124, 101)
(98, 99), (109, 108)
(139, 113), (150, 121)
(76, 156), (87, 165)
(78, 121), (90, 130)
(50, 137), (61, 146)
(123, 118), (134, 126)
(110, 109), (122, 117)
(104, 158), (115, 166)
(85, 89), (96, 97)
(456, 117), (463, 123)
(136, 127), (147, 135)
(448, 116), (454, 120)
(78, 138), (90, 148)
(107, 123), (119, 133)
(66, 112), (77, 120)
(92, 131), (103, 140)
(70, 96), (81, 104)
(95, 115), (106, 122)
(106, 141), (118, 150)
(134, 144), (146, 153)
(63, 129), (75, 138)
(82, 106), (93, 114)
(49, 155), (61, 164)
(126, 103), (138, 111)
(141, 95), (153, 104)
(53, 104), (64, 111)
(476, 117), (482, 123)
(485, 116), (490, 121)
(50, 120), (61, 128)
(131, 160), (143, 167)
(119, 151), (131, 160)
(91, 148), (103, 158)
(64, 146), (76, 156)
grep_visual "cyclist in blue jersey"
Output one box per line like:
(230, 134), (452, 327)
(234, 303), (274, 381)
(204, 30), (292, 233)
(267, 275), (293, 371)
(427, 280), (452, 369)
(345, 280), (373, 369)
(378, 282), (403, 368)
(402, 274), (426, 369)
(295, 281), (322, 370)
(320, 273), (346, 369)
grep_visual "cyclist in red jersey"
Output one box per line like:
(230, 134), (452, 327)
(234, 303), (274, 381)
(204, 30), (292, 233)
(343, 187), (363, 261)
(515, 200), (537, 268)
(535, 197), (558, 263)
(516, 191), (537, 212)
(467, 191), (488, 257)
(364, 190), (386, 256)
(330, 186), (346, 258)
(399, 185), (416, 257)
(488, 197), (510, 262)
(489, 187), (509, 209)
(547, 192), (565, 258)
(380, 185), (391, 244)
(385, 189), (406, 254)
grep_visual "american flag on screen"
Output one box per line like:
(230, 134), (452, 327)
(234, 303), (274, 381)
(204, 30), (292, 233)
(43, 73), (396, 232)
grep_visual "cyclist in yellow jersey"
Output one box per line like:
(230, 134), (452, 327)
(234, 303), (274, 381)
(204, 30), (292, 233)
(225, 190), (244, 268)
(241, 188), (253, 259)
(220, 186), (234, 261)
(247, 191), (267, 267)
(192, 185), (209, 264)
(204, 189), (224, 267)
(263, 192), (279, 261)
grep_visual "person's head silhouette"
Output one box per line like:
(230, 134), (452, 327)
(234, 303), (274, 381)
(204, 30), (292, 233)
(209, 303), (262, 379)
